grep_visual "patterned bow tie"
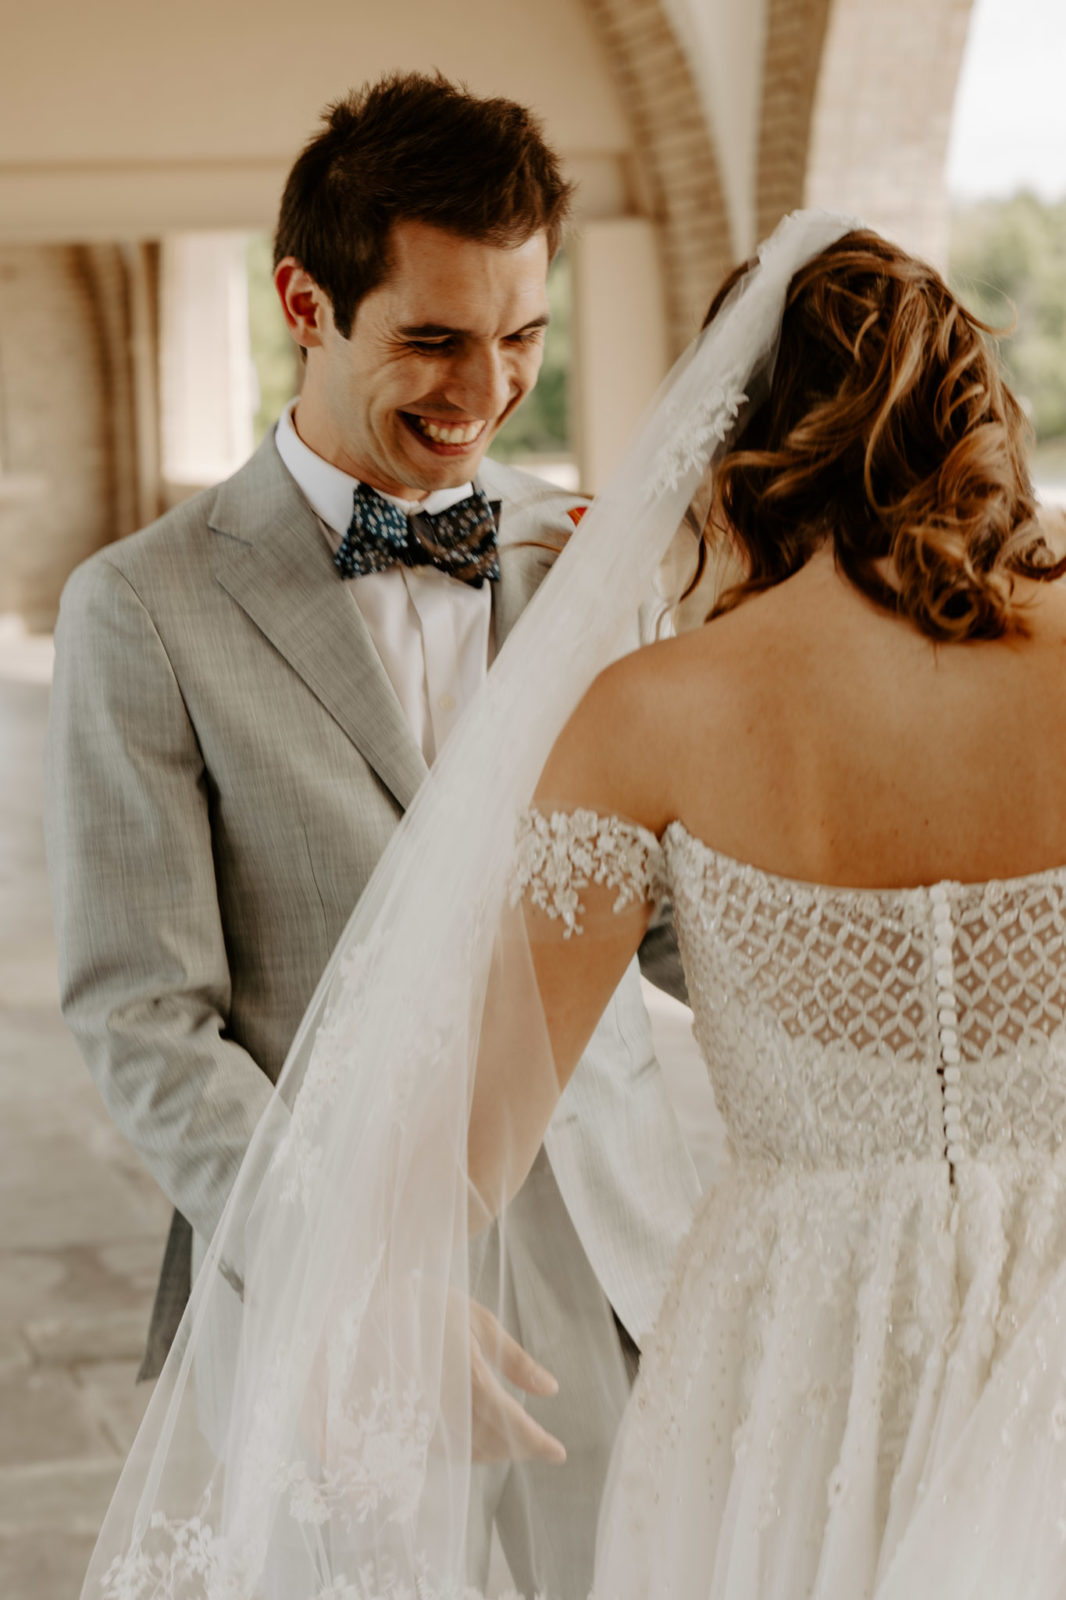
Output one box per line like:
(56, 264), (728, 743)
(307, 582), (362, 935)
(335, 482), (501, 588)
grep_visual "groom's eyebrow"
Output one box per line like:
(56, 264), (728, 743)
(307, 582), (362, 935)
(398, 314), (551, 338)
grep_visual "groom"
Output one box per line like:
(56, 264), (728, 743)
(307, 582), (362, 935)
(44, 73), (698, 1599)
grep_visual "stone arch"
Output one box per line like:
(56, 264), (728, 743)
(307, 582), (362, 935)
(804, 0), (975, 265)
(755, 0), (834, 241)
(583, 0), (976, 361)
(580, 0), (736, 354)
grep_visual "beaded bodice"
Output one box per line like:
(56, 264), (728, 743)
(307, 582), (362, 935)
(666, 821), (1066, 1172)
(516, 811), (1066, 1174)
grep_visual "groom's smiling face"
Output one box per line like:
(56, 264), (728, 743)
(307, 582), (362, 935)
(282, 220), (550, 501)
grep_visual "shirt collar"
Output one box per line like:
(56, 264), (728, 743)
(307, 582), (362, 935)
(274, 398), (475, 538)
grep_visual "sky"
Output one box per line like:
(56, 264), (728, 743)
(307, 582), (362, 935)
(947, 0), (1066, 201)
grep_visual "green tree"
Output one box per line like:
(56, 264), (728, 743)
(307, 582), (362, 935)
(490, 252), (571, 462)
(950, 193), (1066, 446)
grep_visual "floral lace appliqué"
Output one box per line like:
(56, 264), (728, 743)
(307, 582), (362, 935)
(647, 381), (748, 498)
(276, 1378), (432, 1530)
(512, 808), (667, 938)
(100, 1512), (245, 1600)
(101, 1513), (545, 1600)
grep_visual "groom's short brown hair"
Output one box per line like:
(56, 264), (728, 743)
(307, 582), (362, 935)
(274, 72), (573, 338)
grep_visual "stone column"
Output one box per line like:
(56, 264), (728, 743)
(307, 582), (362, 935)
(159, 233), (254, 500)
(0, 243), (160, 628)
(570, 217), (670, 493)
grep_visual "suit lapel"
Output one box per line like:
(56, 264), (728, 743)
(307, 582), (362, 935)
(493, 543), (544, 650)
(485, 477), (559, 650)
(207, 438), (429, 811)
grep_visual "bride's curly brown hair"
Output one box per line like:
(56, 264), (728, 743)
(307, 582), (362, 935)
(691, 229), (1061, 641)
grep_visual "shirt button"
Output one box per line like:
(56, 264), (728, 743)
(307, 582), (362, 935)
(437, 693), (456, 713)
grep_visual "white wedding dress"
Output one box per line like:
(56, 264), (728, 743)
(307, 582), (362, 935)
(520, 812), (1066, 1599)
(84, 210), (1066, 1600)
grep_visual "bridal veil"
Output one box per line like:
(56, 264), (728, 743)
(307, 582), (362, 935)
(81, 209), (853, 1600)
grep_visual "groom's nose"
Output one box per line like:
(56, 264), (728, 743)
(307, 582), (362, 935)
(442, 342), (514, 421)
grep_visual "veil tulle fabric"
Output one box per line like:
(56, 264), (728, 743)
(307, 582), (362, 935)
(81, 209), (854, 1600)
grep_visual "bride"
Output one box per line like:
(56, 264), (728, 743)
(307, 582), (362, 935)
(84, 210), (1066, 1600)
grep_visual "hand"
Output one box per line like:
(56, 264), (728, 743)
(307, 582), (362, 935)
(295, 1282), (567, 1468)
(466, 1297), (566, 1464)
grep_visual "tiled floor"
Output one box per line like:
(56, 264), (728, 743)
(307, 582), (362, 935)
(0, 622), (725, 1600)
(0, 629), (170, 1600)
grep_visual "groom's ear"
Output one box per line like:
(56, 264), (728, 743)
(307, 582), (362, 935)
(275, 259), (331, 353)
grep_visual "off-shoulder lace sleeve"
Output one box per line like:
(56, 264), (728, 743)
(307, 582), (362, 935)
(511, 807), (668, 938)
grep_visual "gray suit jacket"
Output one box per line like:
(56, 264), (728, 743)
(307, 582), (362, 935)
(44, 435), (698, 1376)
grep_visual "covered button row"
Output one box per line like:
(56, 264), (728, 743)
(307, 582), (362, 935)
(930, 884), (964, 1164)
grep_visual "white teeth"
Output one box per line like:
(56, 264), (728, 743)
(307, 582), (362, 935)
(413, 417), (485, 446)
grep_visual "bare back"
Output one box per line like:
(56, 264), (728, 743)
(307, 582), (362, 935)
(583, 543), (1066, 890)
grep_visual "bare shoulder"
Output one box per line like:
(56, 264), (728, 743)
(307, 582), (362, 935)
(534, 611), (761, 832)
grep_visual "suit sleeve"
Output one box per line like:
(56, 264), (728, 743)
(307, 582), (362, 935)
(635, 914), (688, 1004)
(43, 556), (275, 1255)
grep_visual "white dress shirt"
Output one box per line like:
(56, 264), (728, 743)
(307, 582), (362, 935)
(275, 399), (494, 764)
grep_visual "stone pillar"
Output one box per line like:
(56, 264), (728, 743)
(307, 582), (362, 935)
(0, 241), (162, 628)
(159, 233), (255, 498)
(83, 242), (163, 538)
(571, 217), (670, 492)
(0, 251), (98, 624)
